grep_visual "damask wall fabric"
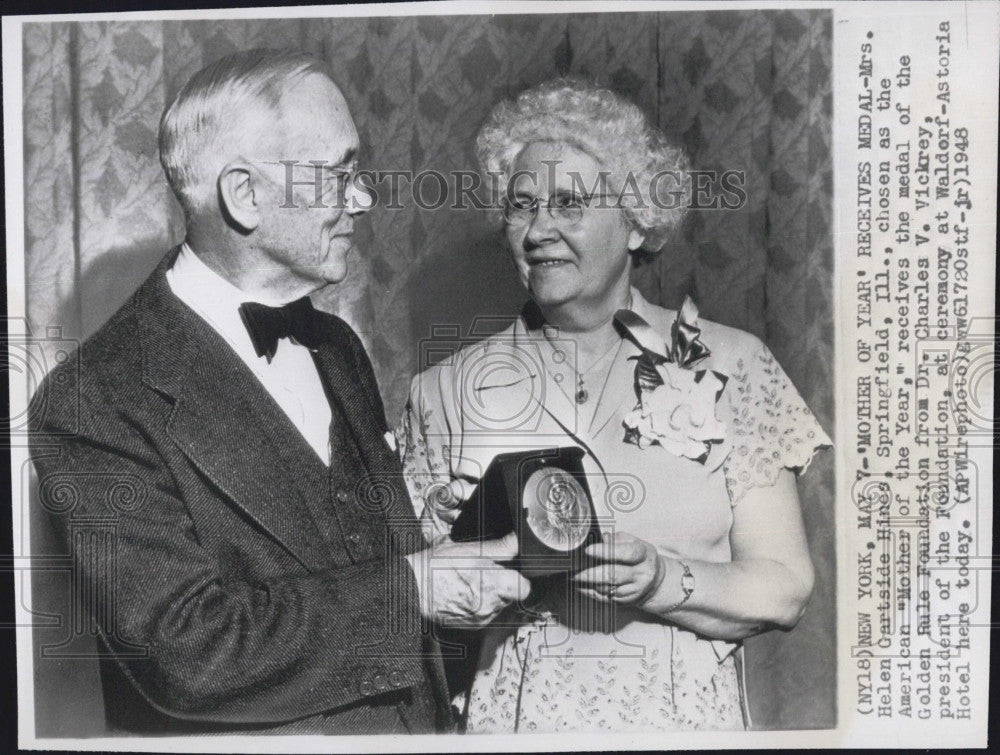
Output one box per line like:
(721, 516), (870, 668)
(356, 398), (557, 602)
(22, 10), (834, 734)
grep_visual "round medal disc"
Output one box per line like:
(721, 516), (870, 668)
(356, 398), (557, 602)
(522, 467), (590, 551)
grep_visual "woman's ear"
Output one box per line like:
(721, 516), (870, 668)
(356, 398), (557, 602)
(627, 227), (646, 251)
(217, 161), (260, 232)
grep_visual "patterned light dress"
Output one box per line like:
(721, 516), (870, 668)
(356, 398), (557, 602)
(397, 289), (831, 733)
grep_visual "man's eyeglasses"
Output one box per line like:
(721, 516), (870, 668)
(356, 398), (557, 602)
(256, 159), (360, 207)
(501, 192), (618, 227)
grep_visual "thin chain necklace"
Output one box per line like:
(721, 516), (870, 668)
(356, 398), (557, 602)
(543, 293), (632, 405)
(572, 337), (623, 405)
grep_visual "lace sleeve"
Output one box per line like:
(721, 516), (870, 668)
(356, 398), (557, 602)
(722, 341), (832, 505)
(395, 375), (454, 544)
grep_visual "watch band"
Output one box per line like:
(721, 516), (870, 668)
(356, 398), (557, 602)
(662, 560), (695, 614)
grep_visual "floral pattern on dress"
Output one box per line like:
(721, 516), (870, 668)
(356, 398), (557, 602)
(398, 295), (831, 734)
(721, 342), (832, 506)
(396, 399), (452, 542)
(465, 617), (743, 733)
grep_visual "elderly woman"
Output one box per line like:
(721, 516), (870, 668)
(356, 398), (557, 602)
(397, 79), (831, 732)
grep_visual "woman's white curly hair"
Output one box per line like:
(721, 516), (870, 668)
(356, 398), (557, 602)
(476, 78), (690, 252)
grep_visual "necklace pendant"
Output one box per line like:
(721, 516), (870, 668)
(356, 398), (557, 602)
(575, 387), (589, 404)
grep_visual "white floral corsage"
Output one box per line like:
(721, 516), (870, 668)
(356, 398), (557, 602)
(619, 296), (728, 464)
(623, 363), (727, 461)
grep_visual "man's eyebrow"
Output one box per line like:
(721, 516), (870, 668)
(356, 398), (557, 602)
(319, 163), (354, 176)
(330, 147), (357, 167)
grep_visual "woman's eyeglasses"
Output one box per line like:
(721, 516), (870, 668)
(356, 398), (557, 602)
(501, 191), (617, 227)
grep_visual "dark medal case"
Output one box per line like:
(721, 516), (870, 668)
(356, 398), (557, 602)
(448, 446), (602, 577)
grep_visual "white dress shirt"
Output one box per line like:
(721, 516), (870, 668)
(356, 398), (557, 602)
(166, 243), (332, 465)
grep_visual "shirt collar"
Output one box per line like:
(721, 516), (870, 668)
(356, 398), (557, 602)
(167, 242), (289, 358)
(508, 288), (657, 386)
(615, 291), (671, 360)
(625, 287), (666, 334)
(513, 287), (670, 354)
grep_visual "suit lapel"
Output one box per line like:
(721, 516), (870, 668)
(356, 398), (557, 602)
(135, 249), (329, 572)
(311, 322), (424, 549)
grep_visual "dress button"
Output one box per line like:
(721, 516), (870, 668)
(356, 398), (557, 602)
(552, 349), (565, 363)
(389, 671), (403, 687)
(336, 490), (350, 503)
(553, 373), (563, 383)
(359, 680), (374, 696)
(373, 674), (388, 692)
(347, 533), (361, 544)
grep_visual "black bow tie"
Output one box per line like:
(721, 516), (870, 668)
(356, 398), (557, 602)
(238, 296), (326, 362)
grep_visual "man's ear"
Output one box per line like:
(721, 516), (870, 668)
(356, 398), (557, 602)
(627, 227), (646, 252)
(218, 162), (260, 232)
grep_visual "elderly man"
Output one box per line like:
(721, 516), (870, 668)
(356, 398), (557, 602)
(28, 48), (525, 735)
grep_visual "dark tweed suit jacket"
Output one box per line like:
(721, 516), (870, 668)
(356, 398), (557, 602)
(29, 248), (453, 734)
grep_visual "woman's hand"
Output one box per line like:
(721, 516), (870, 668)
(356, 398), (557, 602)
(573, 471), (814, 639)
(571, 531), (668, 607)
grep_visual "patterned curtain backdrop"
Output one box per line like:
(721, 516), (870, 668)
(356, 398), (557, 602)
(22, 10), (834, 734)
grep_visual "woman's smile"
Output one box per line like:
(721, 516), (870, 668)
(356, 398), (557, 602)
(505, 142), (640, 323)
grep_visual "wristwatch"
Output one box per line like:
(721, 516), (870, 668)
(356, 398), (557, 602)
(663, 561), (695, 614)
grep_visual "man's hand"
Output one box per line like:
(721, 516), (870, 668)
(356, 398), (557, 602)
(424, 478), (477, 525)
(404, 531), (529, 628)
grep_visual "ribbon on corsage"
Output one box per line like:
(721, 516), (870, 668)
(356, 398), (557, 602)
(616, 297), (728, 464)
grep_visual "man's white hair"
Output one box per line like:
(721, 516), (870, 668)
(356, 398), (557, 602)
(158, 48), (333, 218)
